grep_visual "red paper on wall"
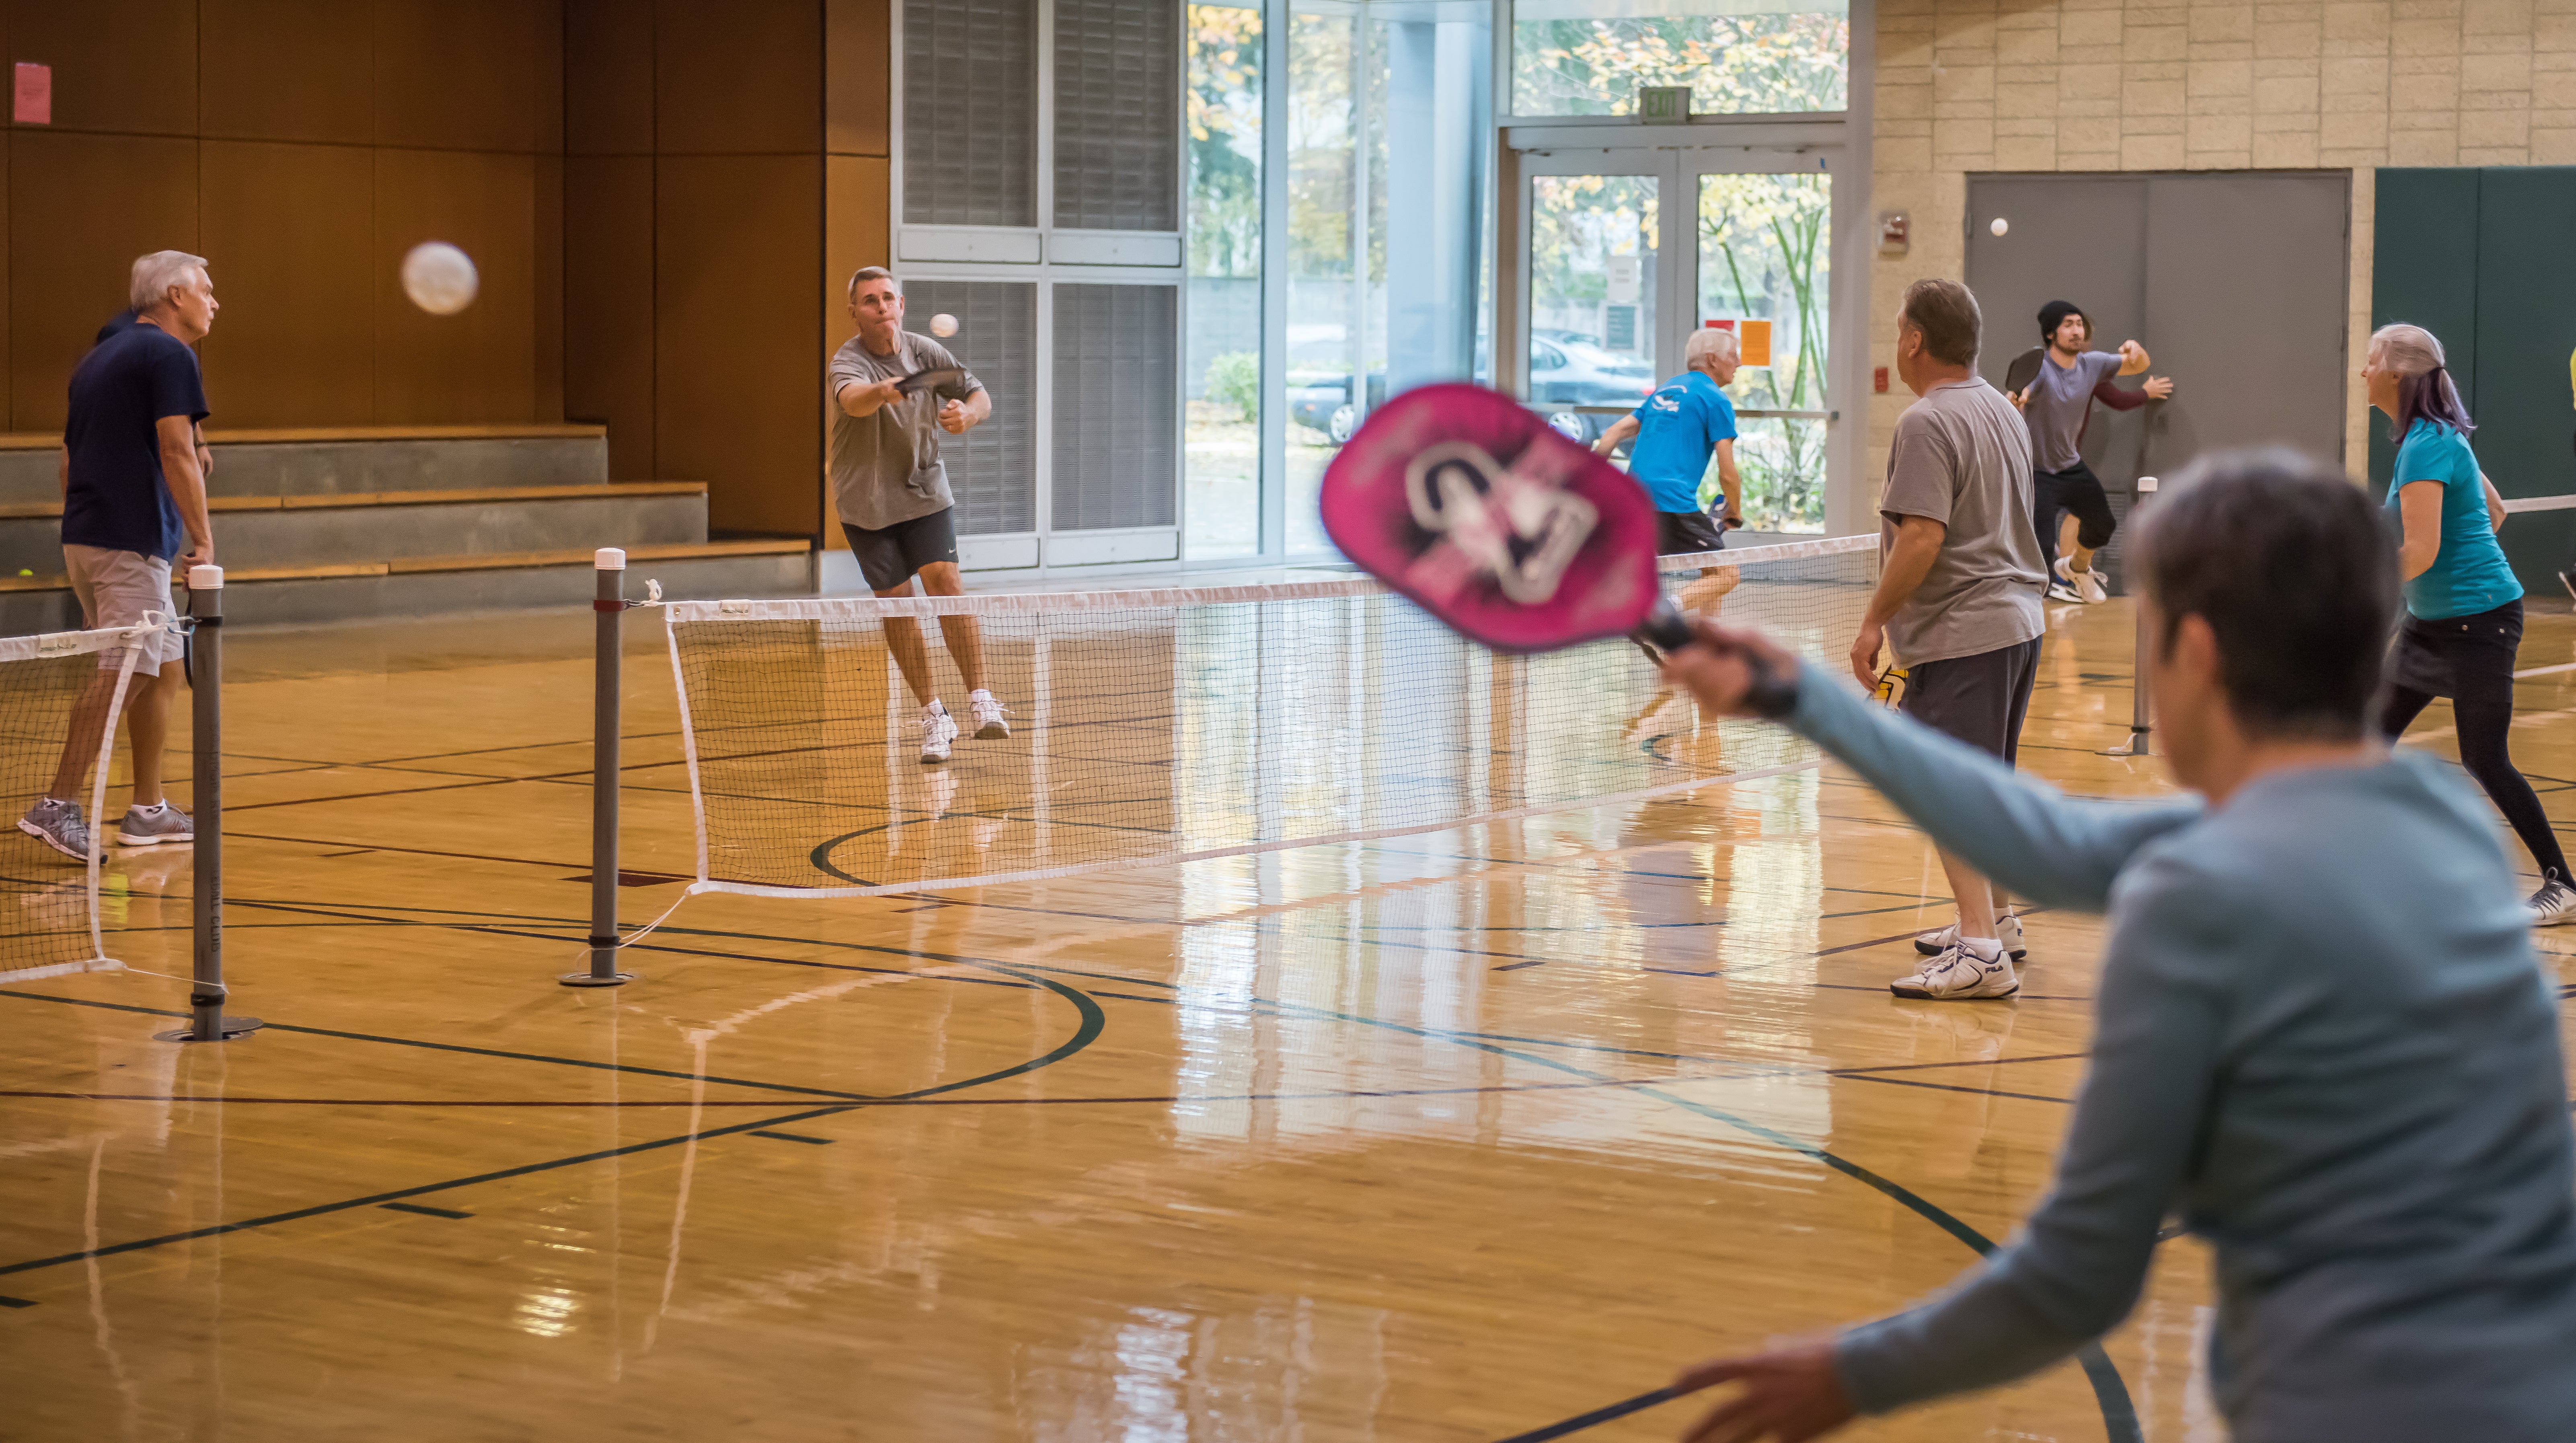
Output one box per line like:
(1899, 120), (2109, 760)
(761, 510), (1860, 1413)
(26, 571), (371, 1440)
(13, 64), (49, 126)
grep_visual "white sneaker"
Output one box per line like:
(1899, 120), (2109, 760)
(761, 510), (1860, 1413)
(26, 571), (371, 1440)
(1891, 938), (2018, 1000)
(967, 690), (1009, 741)
(2077, 566), (2109, 604)
(919, 702), (958, 765)
(1915, 911), (2026, 961)
(2046, 557), (2085, 604)
(2529, 874), (2576, 926)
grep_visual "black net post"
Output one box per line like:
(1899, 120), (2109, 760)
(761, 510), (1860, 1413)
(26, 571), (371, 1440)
(564, 548), (635, 987)
(2106, 476), (2157, 758)
(160, 564), (259, 1041)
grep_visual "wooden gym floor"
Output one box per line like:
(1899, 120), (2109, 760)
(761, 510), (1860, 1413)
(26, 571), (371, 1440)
(4, 594), (2575, 1441)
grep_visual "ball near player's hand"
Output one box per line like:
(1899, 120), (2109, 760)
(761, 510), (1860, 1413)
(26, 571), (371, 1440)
(929, 313), (959, 338)
(401, 241), (480, 316)
(1990, 217), (2010, 237)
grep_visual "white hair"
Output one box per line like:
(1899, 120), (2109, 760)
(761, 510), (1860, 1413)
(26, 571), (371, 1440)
(1685, 327), (1741, 366)
(130, 250), (209, 312)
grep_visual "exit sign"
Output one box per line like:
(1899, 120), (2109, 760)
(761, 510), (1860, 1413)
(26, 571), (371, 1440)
(1638, 85), (1690, 123)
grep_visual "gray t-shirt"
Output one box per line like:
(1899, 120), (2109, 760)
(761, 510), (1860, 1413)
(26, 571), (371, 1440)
(2021, 349), (2121, 472)
(827, 331), (984, 532)
(1879, 378), (2044, 667)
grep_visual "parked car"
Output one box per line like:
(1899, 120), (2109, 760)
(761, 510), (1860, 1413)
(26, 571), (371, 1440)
(1289, 338), (1656, 445)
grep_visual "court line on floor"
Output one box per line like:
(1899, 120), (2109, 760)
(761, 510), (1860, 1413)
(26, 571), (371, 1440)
(1258, 998), (2143, 1443)
(0, 960), (1106, 1286)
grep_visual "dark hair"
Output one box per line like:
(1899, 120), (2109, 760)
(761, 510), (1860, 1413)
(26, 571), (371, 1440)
(2369, 323), (2474, 443)
(2038, 299), (2088, 342)
(848, 265), (897, 301)
(1899, 278), (1980, 367)
(2132, 448), (2396, 741)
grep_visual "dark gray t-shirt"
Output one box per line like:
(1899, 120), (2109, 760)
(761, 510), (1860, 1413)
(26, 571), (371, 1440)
(2021, 349), (2122, 472)
(827, 331), (984, 531)
(1879, 378), (2044, 667)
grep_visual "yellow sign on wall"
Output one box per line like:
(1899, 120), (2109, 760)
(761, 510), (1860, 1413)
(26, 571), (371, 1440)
(1707, 318), (1772, 367)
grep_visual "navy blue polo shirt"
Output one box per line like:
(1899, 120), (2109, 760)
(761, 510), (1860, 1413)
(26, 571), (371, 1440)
(63, 322), (204, 561)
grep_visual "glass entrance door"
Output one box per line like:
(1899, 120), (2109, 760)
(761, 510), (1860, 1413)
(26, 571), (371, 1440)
(1509, 146), (1836, 532)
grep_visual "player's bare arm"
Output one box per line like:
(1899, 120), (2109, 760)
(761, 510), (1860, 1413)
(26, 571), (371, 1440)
(2116, 339), (2151, 376)
(1851, 514), (1945, 687)
(938, 388), (992, 436)
(837, 378), (905, 419)
(1592, 414), (1641, 456)
(1713, 438), (1742, 524)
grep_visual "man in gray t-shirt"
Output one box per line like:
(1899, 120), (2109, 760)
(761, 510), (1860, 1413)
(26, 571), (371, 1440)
(2013, 300), (2171, 603)
(1851, 278), (2046, 999)
(830, 266), (1002, 765)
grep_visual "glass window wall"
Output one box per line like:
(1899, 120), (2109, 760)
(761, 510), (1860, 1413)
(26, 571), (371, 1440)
(1279, 0), (1490, 557)
(1511, 0), (1848, 118)
(1697, 171), (1830, 531)
(1185, 3), (1265, 560)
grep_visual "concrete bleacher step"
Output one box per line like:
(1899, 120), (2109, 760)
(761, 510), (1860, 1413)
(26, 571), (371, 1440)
(0, 482), (710, 573)
(0, 424), (609, 503)
(0, 540), (814, 631)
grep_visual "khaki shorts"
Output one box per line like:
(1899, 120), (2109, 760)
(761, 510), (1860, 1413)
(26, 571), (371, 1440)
(64, 544), (182, 677)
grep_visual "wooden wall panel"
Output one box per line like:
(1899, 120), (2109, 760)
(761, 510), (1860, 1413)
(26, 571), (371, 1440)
(653, 0), (823, 156)
(567, 0), (654, 156)
(534, 154), (564, 423)
(200, 0), (373, 144)
(197, 141), (376, 426)
(374, 0), (553, 154)
(820, 154), (889, 533)
(374, 148), (537, 423)
(657, 154), (820, 534)
(10, 133), (198, 432)
(825, 0), (890, 157)
(11, 0), (197, 136)
(564, 157), (655, 478)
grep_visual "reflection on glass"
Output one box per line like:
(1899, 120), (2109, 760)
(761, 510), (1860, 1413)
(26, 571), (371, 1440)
(1527, 174), (1660, 445)
(1186, 4), (1263, 560)
(1284, 4), (1491, 557)
(1698, 171), (1830, 532)
(1511, 0), (1849, 117)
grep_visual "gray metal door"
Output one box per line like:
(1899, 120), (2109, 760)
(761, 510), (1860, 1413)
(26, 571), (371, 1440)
(1967, 172), (2349, 587)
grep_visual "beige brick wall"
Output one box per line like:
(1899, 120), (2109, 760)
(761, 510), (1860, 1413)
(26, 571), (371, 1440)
(1866, 0), (2576, 488)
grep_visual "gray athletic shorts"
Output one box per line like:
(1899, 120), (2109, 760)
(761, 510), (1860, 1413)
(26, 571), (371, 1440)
(1898, 636), (2040, 765)
(64, 544), (181, 677)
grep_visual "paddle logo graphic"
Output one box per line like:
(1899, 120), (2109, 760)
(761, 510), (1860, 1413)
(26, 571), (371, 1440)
(1401, 440), (1598, 606)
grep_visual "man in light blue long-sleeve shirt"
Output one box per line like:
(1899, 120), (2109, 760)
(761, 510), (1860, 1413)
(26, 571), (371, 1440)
(1657, 450), (2576, 1442)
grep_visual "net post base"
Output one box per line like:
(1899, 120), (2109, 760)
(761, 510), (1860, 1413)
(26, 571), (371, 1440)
(2104, 727), (2152, 757)
(156, 1016), (263, 1043)
(561, 937), (637, 987)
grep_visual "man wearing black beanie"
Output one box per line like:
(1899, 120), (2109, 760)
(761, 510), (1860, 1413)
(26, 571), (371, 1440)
(2012, 300), (2170, 601)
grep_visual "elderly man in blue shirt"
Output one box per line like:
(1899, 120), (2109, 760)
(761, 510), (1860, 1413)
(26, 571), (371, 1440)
(1593, 326), (1744, 556)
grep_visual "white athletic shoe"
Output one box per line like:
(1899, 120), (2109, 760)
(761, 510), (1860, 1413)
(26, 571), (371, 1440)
(1891, 938), (2018, 1000)
(1915, 911), (2026, 961)
(2529, 874), (2576, 926)
(967, 690), (1009, 741)
(919, 702), (958, 765)
(2046, 557), (2085, 604)
(2077, 566), (2110, 604)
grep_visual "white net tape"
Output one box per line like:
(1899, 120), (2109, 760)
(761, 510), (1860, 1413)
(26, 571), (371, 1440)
(664, 535), (1878, 900)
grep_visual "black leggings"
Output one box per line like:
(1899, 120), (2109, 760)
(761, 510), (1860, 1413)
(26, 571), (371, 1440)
(2381, 681), (2570, 883)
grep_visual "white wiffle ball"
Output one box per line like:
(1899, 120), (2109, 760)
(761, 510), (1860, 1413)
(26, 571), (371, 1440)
(929, 313), (959, 338)
(401, 242), (480, 316)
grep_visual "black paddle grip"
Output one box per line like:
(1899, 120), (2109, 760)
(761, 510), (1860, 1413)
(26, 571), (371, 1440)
(1636, 600), (1802, 721)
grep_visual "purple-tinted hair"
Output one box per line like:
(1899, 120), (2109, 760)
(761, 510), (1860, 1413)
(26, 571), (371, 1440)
(2371, 323), (2475, 443)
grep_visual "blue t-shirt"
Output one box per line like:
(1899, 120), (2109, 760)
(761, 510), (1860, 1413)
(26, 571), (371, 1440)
(63, 322), (204, 561)
(1627, 370), (1738, 513)
(2387, 418), (2521, 620)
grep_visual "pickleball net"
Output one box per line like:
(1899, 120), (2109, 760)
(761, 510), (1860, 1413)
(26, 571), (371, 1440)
(0, 621), (162, 983)
(662, 534), (1878, 899)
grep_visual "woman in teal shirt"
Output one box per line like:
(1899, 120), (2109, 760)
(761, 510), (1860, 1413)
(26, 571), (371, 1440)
(2366, 322), (2574, 923)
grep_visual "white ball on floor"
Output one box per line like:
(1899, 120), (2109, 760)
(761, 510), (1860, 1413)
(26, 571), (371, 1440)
(401, 242), (479, 316)
(929, 313), (959, 338)
(1990, 217), (2010, 237)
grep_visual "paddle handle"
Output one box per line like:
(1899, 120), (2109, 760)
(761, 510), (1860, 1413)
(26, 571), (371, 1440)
(1637, 599), (1802, 720)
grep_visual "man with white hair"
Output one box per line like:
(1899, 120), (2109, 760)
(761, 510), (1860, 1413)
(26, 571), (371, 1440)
(1593, 325), (1744, 555)
(19, 250), (218, 859)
